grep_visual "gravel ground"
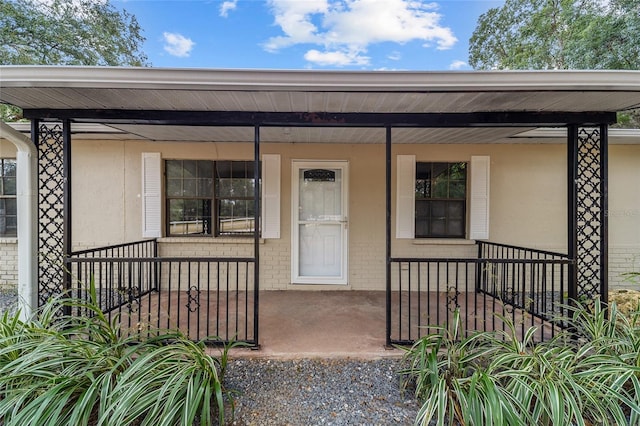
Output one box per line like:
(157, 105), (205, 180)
(222, 358), (419, 426)
(0, 292), (17, 315)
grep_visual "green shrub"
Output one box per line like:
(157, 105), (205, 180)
(400, 305), (640, 426)
(0, 280), (237, 426)
(565, 299), (640, 367)
(399, 310), (525, 426)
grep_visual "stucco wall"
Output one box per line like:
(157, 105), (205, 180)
(608, 145), (640, 288)
(0, 140), (17, 158)
(392, 144), (568, 256)
(71, 140), (388, 290)
(2, 135), (639, 292)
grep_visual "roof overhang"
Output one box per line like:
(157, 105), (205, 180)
(2, 66), (640, 95)
(1, 66), (639, 143)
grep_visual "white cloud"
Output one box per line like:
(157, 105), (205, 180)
(220, 0), (238, 17)
(162, 32), (195, 58)
(264, 0), (457, 66)
(263, 0), (328, 52)
(449, 60), (468, 70)
(304, 49), (370, 66)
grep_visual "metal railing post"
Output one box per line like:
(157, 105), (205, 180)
(600, 124), (609, 307)
(567, 125), (579, 303)
(62, 119), (72, 316)
(385, 126), (392, 347)
(253, 125), (260, 347)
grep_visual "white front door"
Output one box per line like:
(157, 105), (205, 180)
(292, 161), (348, 284)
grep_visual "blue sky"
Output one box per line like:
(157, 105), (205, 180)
(117, 0), (504, 70)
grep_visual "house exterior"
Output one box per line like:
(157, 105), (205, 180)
(1, 67), (640, 346)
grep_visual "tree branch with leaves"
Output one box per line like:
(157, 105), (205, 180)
(0, 0), (149, 121)
(469, 0), (640, 126)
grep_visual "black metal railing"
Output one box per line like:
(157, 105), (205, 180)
(389, 242), (573, 345)
(66, 240), (257, 345)
(477, 241), (572, 320)
(69, 239), (159, 313)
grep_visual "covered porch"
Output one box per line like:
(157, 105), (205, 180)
(2, 67), (639, 350)
(65, 238), (567, 348)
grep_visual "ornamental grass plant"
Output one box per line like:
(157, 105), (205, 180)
(0, 280), (237, 426)
(400, 304), (640, 426)
(398, 310), (524, 426)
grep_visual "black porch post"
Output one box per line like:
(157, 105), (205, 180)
(253, 125), (260, 347)
(30, 120), (41, 302)
(62, 119), (72, 314)
(567, 125), (578, 303)
(385, 126), (392, 347)
(599, 124), (609, 306)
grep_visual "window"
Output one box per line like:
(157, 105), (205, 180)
(0, 159), (17, 238)
(166, 160), (257, 236)
(415, 162), (466, 238)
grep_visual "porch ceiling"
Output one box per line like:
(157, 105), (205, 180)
(101, 124), (536, 144)
(2, 66), (640, 144)
(8, 122), (640, 144)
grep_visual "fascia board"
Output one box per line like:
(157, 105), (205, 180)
(1, 66), (640, 94)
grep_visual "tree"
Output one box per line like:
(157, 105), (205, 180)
(469, 0), (640, 126)
(469, 0), (640, 70)
(0, 0), (148, 66)
(0, 0), (148, 120)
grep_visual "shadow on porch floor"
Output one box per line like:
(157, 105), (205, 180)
(124, 289), (555, 359)
(233, 291), (396, 360)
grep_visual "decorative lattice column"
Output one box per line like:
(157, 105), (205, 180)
(36, 121), (71, 305)
(568, 125), (608, 306)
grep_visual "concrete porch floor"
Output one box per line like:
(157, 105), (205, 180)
(235, 291), (396, 359)
(126, 289), (554, 359)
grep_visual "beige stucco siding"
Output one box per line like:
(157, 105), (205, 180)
(392, 144), (567, 257)
(2, 136), (640, 292)
(608, 145), (640, 288)
(0, 139), (17, 157)
(71, 140), (388, 290)
(69, 139), (574, 291)
(72, 140), (127, 245)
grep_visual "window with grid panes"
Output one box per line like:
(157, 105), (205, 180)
(165, 160), (257, 236)
(415, 162), (467, 238)
(0, 159), (17, 238)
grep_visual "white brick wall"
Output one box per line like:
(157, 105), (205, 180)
(0, 239), (18, 292)
(158, 238), (255, 258)
(157, 238), (256, 291)
(609, 246), (640, 290)
(349, 241), (385, 290)
(259, 241), (289, 290)
(155, 237), (390, 290)
(53, 239), (640, 294)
